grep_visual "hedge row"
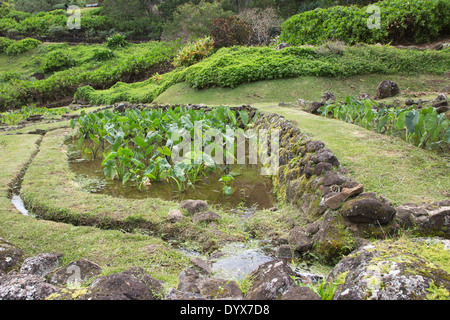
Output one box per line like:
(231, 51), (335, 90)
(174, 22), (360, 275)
(74, 44), (450, 105)
(0, 8), (162, 41)
(280, 0), (450, 45)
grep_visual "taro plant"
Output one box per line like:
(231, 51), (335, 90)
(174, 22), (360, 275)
(219, 173), (234, 197)
(320, 96), (450, 153)
(71, 106), (246, 193)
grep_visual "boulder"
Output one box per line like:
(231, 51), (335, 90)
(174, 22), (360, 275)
(86, 267), (164, 300)
(0, 273), (59, 300)
(323, 171), (349, 187)
(0, 238), (24, 274)
(311, 147), (340, 167)
(305, 140), (325, 153)
(327, 238), (450, 300)
(180, 199), (208, 214)
(192, 211), (221, 223)
(280, 286), (321, 300)
(321, 91), (336, 104)
(395, 200), (450, 238)
(323, 184), (364, 209)
(200, 278), (243, 300)
(167, 209), (183, 223)
(48, 258), (102, 286)
(20, 253), (63, 278)
(288, 226), (313, 253)
(309, 102), (324, 114)
(173, 267), (243, 300)
(190, 257), (212, 275)
(341, 193), (396, 225)
(312, 211), (357, 262)
(376, 80), (400, 99)
(245, 259), (296, 300)
(275, 42), (291, 50)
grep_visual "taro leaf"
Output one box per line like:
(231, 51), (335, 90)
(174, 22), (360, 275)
(117, 116), (129, 123)
(173, 164), (186, 182)
(89, 133), (100, 145)
(122, 172), (131, 185)
(395, 110), (407, 130)
(223, 185), (232, 197)
(239, 110), (249, 126)
(445, 128), (450, 144)
(405, 110), (420, 133)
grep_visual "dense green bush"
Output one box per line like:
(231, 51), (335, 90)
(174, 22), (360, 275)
(4, 37), (41, 55)
(0, 36), (13, 52)
(74, 44), (450, 105)
(41, 50), (76, 72)
(92, 48), (115, 61)
(0, 41), (180, 111)
(280, 0), (450, 45)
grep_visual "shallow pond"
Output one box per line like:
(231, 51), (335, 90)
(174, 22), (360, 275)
(69, 158), (276, 209)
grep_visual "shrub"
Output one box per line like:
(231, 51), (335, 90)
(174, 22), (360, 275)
(280, 0), (450, 45)
(210, 16), (251, 48)
(92, 48), (115, 61)
(0, 36), (13, 52)
(5, 37), (41, 55)
(172, 36), (215, 68)
(41, 50), (76, 73)
(48, 24), (69, 38)
(106, 33), (129, 49)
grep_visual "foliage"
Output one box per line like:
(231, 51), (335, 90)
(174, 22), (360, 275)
(319, 96), (450, 152)
(0, 41), (180, 111)
(172, 36), (215, 68)
(0, 35), (12, 52)
(0, 104), (68, 125)
(4, 37), (40, 55)
(75, 44), (450, 106)
(210, 16), (251, 48)
(161, 0), (233, 42)
(280, 0), (450, 45)
(106, 33), (129, 49)
(41, 50), (76, 72)
(71, 106), (246, 192)
(91, 48), (115, 61)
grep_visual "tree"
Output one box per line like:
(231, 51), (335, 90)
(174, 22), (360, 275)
(238, 7), (281, 45)
(161, 0), (233, 42)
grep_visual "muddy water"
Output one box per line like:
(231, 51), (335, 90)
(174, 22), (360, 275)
(69, 158), (276, 209)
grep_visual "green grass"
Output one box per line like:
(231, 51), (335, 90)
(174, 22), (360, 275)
(19, 128), (251, 252)
(0, 132), (189, 288)
(154, 74), (449, 106)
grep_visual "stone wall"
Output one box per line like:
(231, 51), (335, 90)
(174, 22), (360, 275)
(251, 108), (450, 262)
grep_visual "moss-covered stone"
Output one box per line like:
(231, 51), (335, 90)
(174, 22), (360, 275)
(327, 237), (450, 300)
(312, 211), (358, 264)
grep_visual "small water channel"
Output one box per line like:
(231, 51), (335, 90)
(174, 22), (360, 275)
(10, 194), (29, 216)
